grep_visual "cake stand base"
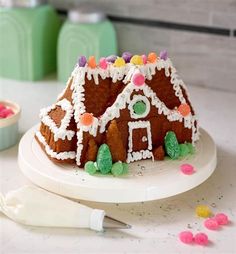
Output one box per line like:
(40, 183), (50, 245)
(18, 125), (217, 203)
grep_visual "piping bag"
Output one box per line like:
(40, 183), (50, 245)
(0, 185), (131, 231)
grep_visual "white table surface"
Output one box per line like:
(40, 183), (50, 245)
(0, 77), (236, 254)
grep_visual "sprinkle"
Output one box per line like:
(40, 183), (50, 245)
(194, 233), (209, 246)
(160, 50), (168, 60)
(148, 52), (157, 63)
(132, 73), (145, 86)
(204, 218), (219, 230)
(178, 103), (191, 117)
(130, 55), (143, 65)
(114, 57), (126, 67)
(78, 56), (87, 67)
(142, 54), (147, 64)
(88, 56), (96, 68)
(99, 57), (108, 69)
(106, 55), (117, 63)
(196, 205), (212, 218)
(214, 213), (229, 225)
(180, 163), (195, 175)
(80, 113), (94, 126)
(122, 52), (132, 63)
(179, 231), (194, 244)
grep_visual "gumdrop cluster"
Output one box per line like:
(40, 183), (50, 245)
(0, 103), (14, 119)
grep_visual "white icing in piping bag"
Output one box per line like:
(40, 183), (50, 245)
(0, 185), (131, 231)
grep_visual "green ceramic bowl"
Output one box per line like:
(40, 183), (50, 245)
(0, 100), (21, 151)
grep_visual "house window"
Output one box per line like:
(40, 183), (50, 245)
(128, 95), (150, 119)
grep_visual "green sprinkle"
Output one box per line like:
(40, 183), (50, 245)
(186, 143), (195, 154)
(179, 143), (189, 157)
(111, 162), (124, 176)
(85, 161), (97, 175)
(164, 131), (180, 159)
(96, 144), (112, 174)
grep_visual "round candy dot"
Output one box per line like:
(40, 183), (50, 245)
(159, 50), (168, 60)
(122, 52), (132, 63)
(88, 56), (96, 68)
(214, 213), (229, 225)
(178, 103), (191, 117)
(179, 231), (194, 244)
(99, 57), (108, 69)
(0, 103), (6, 112)
(204, 218), (219, 230)
(132, 73), (145, 86)
(148, 52), (157, 63)
(85, 161), (97, 175)
(142, 54), (147, 64)
(78, 55), (87, 67)
(130, 55), (143, 65)
(180, 163), (194, 175)
(111, 162), (124, 176)
(133, 101), (146, 115)
(194, 233), (209, 246)
(80, 113), (94, 126)
(114, 57), (126, 67)
(196, 205), (212, 218)
(106, 55), (117, 63)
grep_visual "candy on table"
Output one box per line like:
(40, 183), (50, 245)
(214, 213), (229, 225)
(130, 55), (143, 65)
(111, 162), (124, 176)
(178, 103), (191, 117)
(147, 52), (157, 63)
(88, 56), (96, 68)
(106, 55), (117, 63)
(80, 113), (94, 126)
(179, 143), (190, 157)
(179, 231), (194, 244)
(114, 57), (126, 67)
(180, 163), (195, 175)
(99, 57), (108, 69)
(78, 55), (87, 67)
(122, 52), (132, 63)
(132, 73), (145, 86)
(204, 218), (219, 230)
(196, 205), (212, 218)
(159, 50), (168, 60)
(194, 233), (209, 246)
(84, 161), (97, 175)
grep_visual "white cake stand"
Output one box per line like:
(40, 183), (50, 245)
(18, 125), (217, 203)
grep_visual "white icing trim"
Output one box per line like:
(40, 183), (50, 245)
(36, 131), (76, 160)
(39, 99), (75, 141)
(128, 95), (150, 119)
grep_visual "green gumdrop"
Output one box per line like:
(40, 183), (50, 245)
(164, 131), (180, 159)
(111, 162), (123, 176)
(96, 144), (112, 174)
(122, 163), (129, 175)
(179, 143), (189, 157)
(85, 161), (97, 175)
(186, 143), (195, 154)
(133, 101), (146, 115)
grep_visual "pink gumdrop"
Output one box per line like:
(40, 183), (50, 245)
(132, 73), (145, 86)
(0, 103), (6, 112)
(204, 218), (219, 230)
(194, 233), (209, 246)
(180, 163), (194, 175)
(214, 213), (229, 225)
(99, 57), (108, 69)
(179, 231), (194, 244)
(142, 54), (147, 64)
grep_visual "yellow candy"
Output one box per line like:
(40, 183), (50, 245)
(114, 57), (126, 67)
(130, 55), (143, 65)
(196, 205), (212, 218)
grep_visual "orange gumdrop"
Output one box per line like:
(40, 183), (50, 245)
(178, 104), (191, 117)
(80, 113), (94, 126)
(88, 56), (96, 68)
(148, 52), (157, 63)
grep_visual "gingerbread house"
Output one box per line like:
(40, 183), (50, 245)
(36, 52), (199, 167)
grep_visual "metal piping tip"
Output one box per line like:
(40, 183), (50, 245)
(103, 215), (132, 229)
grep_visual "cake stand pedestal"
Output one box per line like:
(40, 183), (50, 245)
(18, 125), (217, 203)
